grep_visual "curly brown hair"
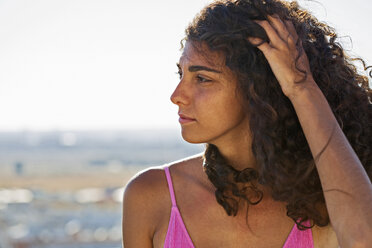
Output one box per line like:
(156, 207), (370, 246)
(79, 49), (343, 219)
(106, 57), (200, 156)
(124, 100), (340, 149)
(184, 0), (372, 230)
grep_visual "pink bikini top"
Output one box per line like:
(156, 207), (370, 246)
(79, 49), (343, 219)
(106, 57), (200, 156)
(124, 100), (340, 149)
(163, 166), (314, 248)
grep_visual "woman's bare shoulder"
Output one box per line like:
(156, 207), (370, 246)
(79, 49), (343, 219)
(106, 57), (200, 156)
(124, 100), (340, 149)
(123, 152), (204, 213)
(125, 166), (166, 193)
(122, 154), (204, 227)
(122, 166), (170, 247)
(125, 152), (203, 190)
(122, 166), (170, 242)
(122, 154), (204, 247)
(123, 166), (168, 215)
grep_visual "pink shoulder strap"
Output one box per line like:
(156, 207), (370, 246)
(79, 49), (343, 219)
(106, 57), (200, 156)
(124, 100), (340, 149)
(283, 219), (314, 248)
(164, 166), (177, 207)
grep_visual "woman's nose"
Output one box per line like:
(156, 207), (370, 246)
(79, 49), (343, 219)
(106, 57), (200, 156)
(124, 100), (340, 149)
(170, 80), (190, 106)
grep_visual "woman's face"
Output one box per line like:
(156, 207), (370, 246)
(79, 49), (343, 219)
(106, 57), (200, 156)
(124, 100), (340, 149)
(171, 41), (250, 146)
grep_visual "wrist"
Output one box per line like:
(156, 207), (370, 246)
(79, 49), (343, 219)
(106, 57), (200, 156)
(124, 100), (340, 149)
(286, 78), (320, 102)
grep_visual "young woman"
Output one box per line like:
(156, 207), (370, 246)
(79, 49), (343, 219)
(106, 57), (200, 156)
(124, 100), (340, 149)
(122, 0), (372, 247)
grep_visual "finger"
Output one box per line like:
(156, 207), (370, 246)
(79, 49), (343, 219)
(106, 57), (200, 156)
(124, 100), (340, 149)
(284, 20), (299, 41)
(284, 20), (300, 47)
(267, 15), (291, 43)
(247, 37), (272, 54)
(255, 20), (285, 49)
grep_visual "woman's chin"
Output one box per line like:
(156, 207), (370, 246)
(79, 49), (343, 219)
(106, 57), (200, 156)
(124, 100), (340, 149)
(180, 129), (206, 144)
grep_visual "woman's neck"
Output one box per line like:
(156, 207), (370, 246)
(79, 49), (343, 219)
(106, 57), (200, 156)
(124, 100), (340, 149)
(212, 127), (257, 171)
(217, 142), (257, 171)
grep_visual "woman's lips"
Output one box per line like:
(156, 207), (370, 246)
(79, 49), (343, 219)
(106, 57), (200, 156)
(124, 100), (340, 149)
(178, 114), (196, 124)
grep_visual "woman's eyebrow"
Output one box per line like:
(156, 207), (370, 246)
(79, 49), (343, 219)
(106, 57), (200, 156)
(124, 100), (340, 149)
(176, 63), (222, 73)
(189, 65), (222, 73)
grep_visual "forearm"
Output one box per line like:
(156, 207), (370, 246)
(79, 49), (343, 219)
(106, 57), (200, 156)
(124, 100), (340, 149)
(288, 80), (372, 247)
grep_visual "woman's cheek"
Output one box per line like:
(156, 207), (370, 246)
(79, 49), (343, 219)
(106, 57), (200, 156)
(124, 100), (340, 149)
(196, 85), (221, 102)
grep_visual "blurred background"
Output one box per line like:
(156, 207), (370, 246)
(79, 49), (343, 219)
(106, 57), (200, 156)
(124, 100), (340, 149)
(0, 0), (370, 247)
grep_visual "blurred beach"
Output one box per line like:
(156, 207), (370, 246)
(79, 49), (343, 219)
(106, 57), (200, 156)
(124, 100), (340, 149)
(0, 129), (203, 248)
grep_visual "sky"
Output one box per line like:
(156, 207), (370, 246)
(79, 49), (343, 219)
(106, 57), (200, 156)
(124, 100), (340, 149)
(0, 0), (371, 131)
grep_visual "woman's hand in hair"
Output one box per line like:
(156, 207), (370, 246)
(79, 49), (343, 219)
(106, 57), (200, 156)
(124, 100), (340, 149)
(250, 15), (372, 247)
(248, 15), (316, 99)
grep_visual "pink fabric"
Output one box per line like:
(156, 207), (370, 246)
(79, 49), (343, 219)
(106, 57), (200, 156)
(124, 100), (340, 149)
(282, 219), (314, 248)
(163, 166), (314, 248)
(164, 166), (194, 248)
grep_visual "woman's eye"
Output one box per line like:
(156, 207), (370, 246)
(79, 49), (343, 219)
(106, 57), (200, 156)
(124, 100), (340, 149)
(196, 75), (211, 83)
